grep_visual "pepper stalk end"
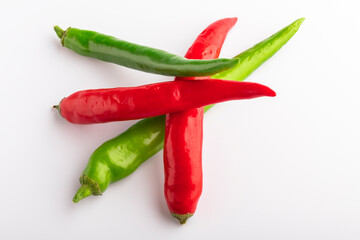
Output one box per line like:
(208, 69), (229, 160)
(53, 104), (60, 111)
(54, 25), (69, 46)
(54, 25), (64, 39)
(73, 185), (93, 203)
(171, 213), (193, 225)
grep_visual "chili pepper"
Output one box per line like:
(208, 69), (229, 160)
(164, 17), (237, 225)
(53, 26), (239, 77)
(72, 18), (304, 204)
(210, 18), (305, 83)
(54, 79), (275, 124)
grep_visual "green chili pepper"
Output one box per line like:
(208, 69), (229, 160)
(54, 26), (239, 77)
(73, 18), (305, 203)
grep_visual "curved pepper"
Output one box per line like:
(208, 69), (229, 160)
(54, 26), (239, 77)
(164, 17), (237, 224)
(72, 18), (304, 203)
(55, 80), (275, 124)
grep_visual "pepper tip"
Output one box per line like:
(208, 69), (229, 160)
(293, 18), (305, 29)
(229, 17), (238, 24)
(269, 89), (277, 97)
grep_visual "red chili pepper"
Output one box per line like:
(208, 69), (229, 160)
(54, 79), (275, 124)
(164, 18), (237, 224)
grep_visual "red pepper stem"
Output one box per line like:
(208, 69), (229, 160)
(53, 105), (61, 116)
(73, 185), (92, 203)
(171, 213), (193, 225)
(53, 105), (60, 111)
(53, 98), (65, 113)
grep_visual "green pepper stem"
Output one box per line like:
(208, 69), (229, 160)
(73, 185), (93, 203)
(171, 213), (193, 225)
(54, 25), (64, 39)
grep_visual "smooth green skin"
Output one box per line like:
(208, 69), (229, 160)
(73, 116), (166, 202)
(73, 18), (305, 203)
(54, 26), (239, 77)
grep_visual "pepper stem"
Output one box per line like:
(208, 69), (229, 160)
(54, 25), (64, 39)
(171, 213), (193, 225)
(53, 104), (60, 111)
(73, 185), (93, 203)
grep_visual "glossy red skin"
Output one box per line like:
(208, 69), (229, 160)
(164, 18), (238, 215)
(59, 79), (275, 124)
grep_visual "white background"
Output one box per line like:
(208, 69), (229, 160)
(1, 0), (359, 239)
